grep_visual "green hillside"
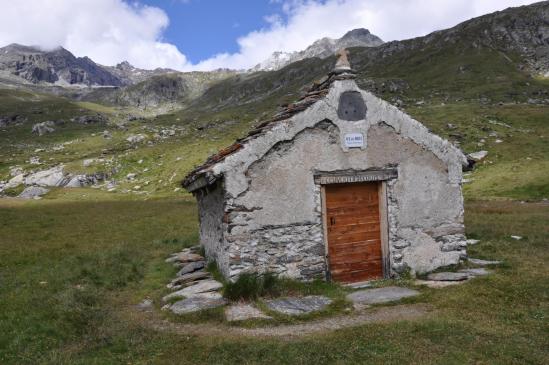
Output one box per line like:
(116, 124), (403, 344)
(1, 2), (548, 201)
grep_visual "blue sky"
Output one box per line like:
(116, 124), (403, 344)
(0, 0), (538, 71)
(143, 0), (285, 63)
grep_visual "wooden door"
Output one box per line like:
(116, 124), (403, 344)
(325, 182), (383, 283)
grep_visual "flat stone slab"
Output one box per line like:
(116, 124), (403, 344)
(163, 279), (223, 302)
(192, 292), (224, 300)
(459, 268), (492, 277)
(346, 286), (420, 305)
(225, 304), (272, 322)
(169, 297), (227, 314)
(177, 261), (205, 276)
(265, 296), (332, 316)
(427, 272), (469, 281)
(167, 270), (211, 289)
(468, 258), (502, 266)
(18, 186), (49, 199)
(175, 252), (204, 263)
(414, 280), (466, 289)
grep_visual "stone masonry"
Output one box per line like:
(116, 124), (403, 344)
(187, 53), (468, 281)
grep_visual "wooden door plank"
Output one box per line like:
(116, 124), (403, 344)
(325, 182), (383, 283)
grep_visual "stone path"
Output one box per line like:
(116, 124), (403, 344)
(145, 303), (432, 338)
(346, 286), (420, 305)
(265, 296), (332, 316)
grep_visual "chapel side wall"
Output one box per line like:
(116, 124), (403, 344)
(196, 181), (229, 276)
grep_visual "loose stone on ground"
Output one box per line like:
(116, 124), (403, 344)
(346, 286), (420, 305)
(265, 296), (332, 316)
(459, 268), (492, 277)
(426, 272), (469, 281)
(468, 258), (502, 266)
(18, 186), (49, 199)
(136, 299), (154, 312)
(225, 304), (272, 322)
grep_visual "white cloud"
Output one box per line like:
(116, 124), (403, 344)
(0, 0), (189, 70)
(0, 0), (539, 71)
(192, 0), (538, 70)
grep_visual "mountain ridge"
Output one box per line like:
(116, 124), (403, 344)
(0, 43), (125, 86)
(252, 28), (384, 71)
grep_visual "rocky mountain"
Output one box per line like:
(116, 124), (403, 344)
(252, 28), (384, 71)
(0, 1), (547, 201)
(86, 70), (237, 109)
(348, 0), (549, 77)
(197, 1), (549, 113)
(102, 61), (179, 85)
(0, 44), (125, 86)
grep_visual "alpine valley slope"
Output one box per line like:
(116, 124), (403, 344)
(0, 1), (547, 201)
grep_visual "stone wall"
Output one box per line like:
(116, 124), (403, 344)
(197, 79), (467, 280)
(196, 180), (228, 276)
(226, 222), (326, 279)
(219, 118), (465, 279)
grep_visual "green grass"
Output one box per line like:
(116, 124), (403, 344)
(407, 103), (549, 201)
(0, 197), (547, 364)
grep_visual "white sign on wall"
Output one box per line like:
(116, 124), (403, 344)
(344, 133), (364, 148)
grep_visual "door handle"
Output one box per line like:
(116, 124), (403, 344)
(330, 217), (336, 226)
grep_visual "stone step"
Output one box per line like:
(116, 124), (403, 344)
(265, 296), (332, 316)
(167, 270), (211, 289)
(426, 272), (469, 281)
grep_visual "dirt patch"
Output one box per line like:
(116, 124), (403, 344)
(142, 303), (433, 339)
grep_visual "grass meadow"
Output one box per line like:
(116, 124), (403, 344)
(0, 195), (547, 364)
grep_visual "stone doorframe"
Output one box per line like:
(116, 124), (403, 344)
(314, 169), (398, 281)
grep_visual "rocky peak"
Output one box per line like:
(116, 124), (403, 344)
(252, 27), (384, 72)
(341, 28), (373, 40)
(1, 43), (43, 54)
(116, 61), (135, 71)
(0, 43), (124, 86)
